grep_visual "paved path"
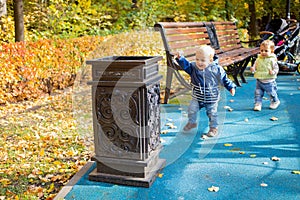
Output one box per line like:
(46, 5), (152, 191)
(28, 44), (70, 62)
(55, 74), (300, 200)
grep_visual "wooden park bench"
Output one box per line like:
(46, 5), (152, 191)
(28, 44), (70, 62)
(154, 21), (260, 103)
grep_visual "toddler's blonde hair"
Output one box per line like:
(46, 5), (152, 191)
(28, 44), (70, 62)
(196, 45), (215, 61)
(260, 40), (275, 53)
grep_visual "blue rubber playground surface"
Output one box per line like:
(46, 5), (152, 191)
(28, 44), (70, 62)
(55, 74), (300, 200)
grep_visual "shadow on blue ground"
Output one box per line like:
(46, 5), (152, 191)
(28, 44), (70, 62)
(63, 74), (300, 200)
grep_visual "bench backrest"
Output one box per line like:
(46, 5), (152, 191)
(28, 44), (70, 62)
(154, 22), (212, 67)
(154, 21), (259, 69)
(211, 21), (243, 54)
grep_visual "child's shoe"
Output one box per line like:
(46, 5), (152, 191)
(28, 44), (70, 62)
(270, 100), (280, 109)
(253, 103), (262, 111)
(206, 128), (218, 137)
(183, 122), (197, 131)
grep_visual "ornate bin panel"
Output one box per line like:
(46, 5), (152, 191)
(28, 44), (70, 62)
(86, 56), (165, 187)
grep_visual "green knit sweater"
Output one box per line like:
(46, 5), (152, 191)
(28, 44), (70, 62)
(254, 54), (277, 80)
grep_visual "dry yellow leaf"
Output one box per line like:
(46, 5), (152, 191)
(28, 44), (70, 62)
(224, 143), (233, 147)
(291, 170), (300, 174)
(39, 148), (45, 157)
(270, 116), (278, 121)
(271, 156), (280, 161)
(0, 178), (12, 187)
(158, 173), (163, 178)
(208, 186), (219, 192)
(260, 183), (268, 187)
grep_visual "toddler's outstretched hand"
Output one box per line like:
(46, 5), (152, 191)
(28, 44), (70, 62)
(174, 50), (184, 59)
(230, 88), (235, 96)
(269, 69), (275, 75)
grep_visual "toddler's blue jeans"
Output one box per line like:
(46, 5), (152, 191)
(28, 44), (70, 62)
(255, 80), (279, 104)
(187, 99), (218, 128)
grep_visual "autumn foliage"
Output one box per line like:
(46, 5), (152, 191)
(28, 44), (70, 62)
(0, 36), (103, 104)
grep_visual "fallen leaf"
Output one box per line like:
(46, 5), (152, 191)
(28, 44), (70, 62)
(158, 173), (164, 178)
(250, 154), (256, 158)
(166, 118), (173, 122)
(291, 170), (300, 174)
(39, 148), (45, 157)
(165, 122), (173, 127)
(239, 151), (245, 154)
(165, 123), (177, 129)
(224, 106), (233, 112)
(260, 183), (268, 187)
(0, 178), (12, 187)
(224, 143), (233, 147)
(271, 156), (280, 161)
(201, 134), (209, 140)
(208, 186), (219, 192)
(270, 116), (278, 121)
(230, 148), (241, 152)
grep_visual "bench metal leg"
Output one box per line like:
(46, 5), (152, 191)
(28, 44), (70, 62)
(239, 59), (250, 83)
(228, 64), (242, 87)
(164, 67), (174, 104)
(233, 73), (241, 87)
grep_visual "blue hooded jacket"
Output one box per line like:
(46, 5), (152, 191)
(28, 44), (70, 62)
(176, 56), (236, 103)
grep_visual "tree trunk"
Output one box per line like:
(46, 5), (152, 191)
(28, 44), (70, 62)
(248, 0), (258, 40)
(14, 0), (24, 42)
(0, 0), (7, 17)
(225, 0), (230, 20)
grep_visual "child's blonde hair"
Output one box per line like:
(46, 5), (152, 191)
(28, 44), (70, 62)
(260, 40), (275, 53)
(196, 45), (215, 61)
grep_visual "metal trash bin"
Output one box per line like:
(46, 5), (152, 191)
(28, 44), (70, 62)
(86, 56), (166, 187)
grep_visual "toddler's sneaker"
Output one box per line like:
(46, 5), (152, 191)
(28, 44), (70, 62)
(253, 103), (262, 111)
(206, 128), (218, 137)
(183, 123), (197, 131)
(270, 100), (280, 109)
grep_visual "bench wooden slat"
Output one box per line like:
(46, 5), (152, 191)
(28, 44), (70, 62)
(157, 22), (205, 28)
(165, 27), (208, 34)
(167, 33), (209, 42)
(169, 39), (211, 50)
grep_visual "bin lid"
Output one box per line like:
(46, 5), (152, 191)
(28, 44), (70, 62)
(86, 56), (163, 66)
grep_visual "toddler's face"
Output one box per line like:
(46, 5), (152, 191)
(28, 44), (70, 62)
(195, 51), (212, 70)
(260, 46), (272, 57)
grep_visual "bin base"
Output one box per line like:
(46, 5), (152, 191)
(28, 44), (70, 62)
(88, 158), (165, 188)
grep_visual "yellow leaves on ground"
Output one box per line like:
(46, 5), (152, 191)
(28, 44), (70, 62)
(0, 88), (93, 199)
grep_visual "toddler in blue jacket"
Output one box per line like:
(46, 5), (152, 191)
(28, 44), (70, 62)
(175, 45), (236, 137)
